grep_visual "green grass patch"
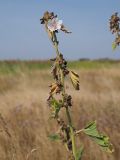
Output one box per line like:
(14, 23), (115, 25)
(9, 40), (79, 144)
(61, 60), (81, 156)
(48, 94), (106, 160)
(68, 60), (120, 69)
(0, 60), (120, 75)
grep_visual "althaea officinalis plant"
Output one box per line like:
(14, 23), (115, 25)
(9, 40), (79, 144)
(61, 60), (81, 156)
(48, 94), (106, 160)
(40, 11), (114, 160)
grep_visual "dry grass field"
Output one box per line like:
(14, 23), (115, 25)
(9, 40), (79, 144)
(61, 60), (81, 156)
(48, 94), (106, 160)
(0, 60), (120, 160)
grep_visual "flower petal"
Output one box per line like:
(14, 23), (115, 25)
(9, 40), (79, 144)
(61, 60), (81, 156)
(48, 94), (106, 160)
(58, 20), (63, 25)
(47, 18), (63, 31)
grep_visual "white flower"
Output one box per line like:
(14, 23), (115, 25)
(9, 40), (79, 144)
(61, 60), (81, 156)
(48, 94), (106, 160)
(47, 18), (63, 32)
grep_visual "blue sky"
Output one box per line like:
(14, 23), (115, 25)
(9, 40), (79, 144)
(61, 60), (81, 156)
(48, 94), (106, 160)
(0, 0), (120, 60)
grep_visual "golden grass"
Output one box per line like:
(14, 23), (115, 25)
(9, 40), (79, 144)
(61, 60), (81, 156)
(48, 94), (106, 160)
(0, 67), (119, 160)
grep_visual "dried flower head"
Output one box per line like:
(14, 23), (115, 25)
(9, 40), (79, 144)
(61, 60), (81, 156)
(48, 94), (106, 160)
(109, 12), (120, 49)
(109, 12), (120, 34)
(40, 11), (57, 24)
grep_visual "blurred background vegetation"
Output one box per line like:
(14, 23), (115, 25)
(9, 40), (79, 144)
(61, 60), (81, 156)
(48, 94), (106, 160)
(0, 60), (120, 160)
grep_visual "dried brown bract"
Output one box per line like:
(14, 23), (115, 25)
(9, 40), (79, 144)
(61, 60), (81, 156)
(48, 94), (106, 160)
(109, 12), (120, 49)
(109, 12), (120, 34)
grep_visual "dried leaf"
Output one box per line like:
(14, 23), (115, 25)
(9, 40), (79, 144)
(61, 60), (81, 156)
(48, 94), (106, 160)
(61, 25), (72, 33)
(70, 71), (80, 90)
(49, 83), (61, 95)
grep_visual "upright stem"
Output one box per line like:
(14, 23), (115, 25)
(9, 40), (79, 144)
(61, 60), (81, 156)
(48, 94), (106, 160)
(45, 24), (77, 158)
(66, 108), (77, 159)
(52, 31), (77, 160)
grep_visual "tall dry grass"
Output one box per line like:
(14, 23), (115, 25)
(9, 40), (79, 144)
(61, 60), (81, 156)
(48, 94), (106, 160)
(0, 67), (119, 160)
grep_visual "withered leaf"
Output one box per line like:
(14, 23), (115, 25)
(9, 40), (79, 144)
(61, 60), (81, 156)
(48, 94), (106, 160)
(61, 25), (72, 33)
(70, 71), (80, 90)
(49, 82), (62, 95)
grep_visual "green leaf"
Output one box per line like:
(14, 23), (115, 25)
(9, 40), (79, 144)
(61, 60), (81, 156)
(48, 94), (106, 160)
(76, 145), (84, 160)
(83, 121), (114, 153)
(83, 121), (99, 137)
(112, 42), (117, 50)
(48, 134), (60, 141)
(50, 98), (62, 118)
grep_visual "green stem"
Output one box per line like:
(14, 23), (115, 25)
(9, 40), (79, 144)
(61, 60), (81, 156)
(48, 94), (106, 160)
(52, 31), (77, 160)
(66, 107), (77, 159)
(45, 25), (77, 159)
(75, 129), (84, 135)
(54, 42), (59, 58)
